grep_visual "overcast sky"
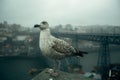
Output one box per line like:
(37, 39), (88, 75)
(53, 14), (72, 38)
(0, 0), (120, 27)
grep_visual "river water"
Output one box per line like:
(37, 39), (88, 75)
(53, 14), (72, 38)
(0, 51), (120, 80)
(0, 56), (49, 80)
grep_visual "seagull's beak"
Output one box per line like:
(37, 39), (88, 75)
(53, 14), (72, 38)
(34, 24), (40, 28)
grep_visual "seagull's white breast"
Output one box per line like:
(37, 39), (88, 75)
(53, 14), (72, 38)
(39, 30), (53, 57)
(39, 29), (65, 59)
(40, 39), (53, 56)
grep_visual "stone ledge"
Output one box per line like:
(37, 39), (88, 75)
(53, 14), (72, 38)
(32, 68), (96, 80)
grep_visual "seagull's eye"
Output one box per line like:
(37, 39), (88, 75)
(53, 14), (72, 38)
(42, 21), (47, 24)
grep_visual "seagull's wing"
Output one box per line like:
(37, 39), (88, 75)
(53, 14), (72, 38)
(52, 38), (76, 55)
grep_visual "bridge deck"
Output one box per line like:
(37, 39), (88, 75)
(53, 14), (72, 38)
(52, 33), (120, 45)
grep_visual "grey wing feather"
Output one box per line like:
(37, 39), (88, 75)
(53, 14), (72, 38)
(52, 38), (76, 55)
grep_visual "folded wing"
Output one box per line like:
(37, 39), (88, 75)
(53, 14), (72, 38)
(52, 38), (76, 56)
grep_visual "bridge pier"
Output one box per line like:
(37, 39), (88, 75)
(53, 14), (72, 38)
(67, 35), (81, 65)
(98, 37), (111, 80)
(74, 35), (81, 65)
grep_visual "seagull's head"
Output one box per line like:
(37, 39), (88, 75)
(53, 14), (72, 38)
(34, 21), (49, 30)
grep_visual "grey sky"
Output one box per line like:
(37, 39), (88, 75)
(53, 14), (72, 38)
(0, 0), (120, 27)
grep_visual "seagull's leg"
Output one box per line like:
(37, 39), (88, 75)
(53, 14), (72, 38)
(54, 60), (61, 71)
(49, 60), (60, 77)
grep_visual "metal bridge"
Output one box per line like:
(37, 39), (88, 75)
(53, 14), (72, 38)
(16, 32), (120, 80)
(52, 32), (120, 80)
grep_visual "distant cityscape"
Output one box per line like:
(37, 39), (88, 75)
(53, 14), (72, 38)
(0, 21), (120, 56)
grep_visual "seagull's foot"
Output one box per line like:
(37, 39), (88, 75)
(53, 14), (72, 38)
(50, 71), (59, 77)
(47, 69), (59, 77)
(29, 68), (37, 75)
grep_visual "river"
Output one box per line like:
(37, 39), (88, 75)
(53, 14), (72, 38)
(0, 56), (49, 80)
(0, 50), (120, 80)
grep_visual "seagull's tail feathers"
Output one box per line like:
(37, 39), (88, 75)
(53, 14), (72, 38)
(73, 49), (88, 57)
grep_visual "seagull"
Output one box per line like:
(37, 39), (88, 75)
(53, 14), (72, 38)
(34, 21), (88, 77)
